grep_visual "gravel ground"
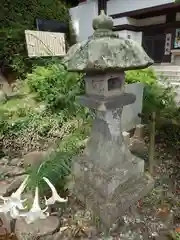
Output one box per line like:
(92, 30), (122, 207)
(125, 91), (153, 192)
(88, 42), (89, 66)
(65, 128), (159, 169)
(0, 129), (180, 240)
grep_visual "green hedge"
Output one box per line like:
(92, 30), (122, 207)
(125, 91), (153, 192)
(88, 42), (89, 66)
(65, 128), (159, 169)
(1, 0), (75, 76)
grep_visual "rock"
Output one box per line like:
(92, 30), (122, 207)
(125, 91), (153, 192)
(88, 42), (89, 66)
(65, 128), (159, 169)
(0, 180), (11, 196)
(0, 150), (6, 159)
(10, 157), (23, 167)
(0, 157), (9, 165)
(0, 225), (7, 237)
(53, 227), (69, 240)
(23, 151), (47, 169)
(0, 165), (26, 196)
(0, 90), (7, 104)
(3, 175), (28, 196)
(129, 138), (148, 161)
(129, 124), (148, 161)
(0, 213), (11, 233)
(133, 124), (145, 139)
(0, 165), (24, 176)
(15, 216), (60, 240)
(0, 74), (12, 95)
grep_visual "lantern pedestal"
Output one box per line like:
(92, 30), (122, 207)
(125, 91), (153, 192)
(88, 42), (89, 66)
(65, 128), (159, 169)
(70, 94), (154, 229)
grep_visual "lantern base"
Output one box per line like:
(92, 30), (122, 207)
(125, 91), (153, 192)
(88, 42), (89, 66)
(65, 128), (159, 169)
(69, 107), (154, 230)
(69, 154), (154, 229)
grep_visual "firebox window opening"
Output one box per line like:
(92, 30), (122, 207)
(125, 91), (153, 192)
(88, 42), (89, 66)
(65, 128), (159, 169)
(108, 77), (122, 91)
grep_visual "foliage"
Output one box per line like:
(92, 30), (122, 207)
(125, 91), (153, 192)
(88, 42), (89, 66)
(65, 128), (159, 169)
(27, 125), (90, 194)
(0, 0), (73, 76)
(27, 62), (85, 112)
(0, 61), (90, 159)
(125, 68), (178, 118)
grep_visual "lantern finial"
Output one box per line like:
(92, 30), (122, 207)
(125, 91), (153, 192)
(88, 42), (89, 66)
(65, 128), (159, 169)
(92, 9), (113, 30)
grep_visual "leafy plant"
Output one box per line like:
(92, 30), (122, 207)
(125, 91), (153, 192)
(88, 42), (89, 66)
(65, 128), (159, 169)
(125, 68), (178, 117)
(27, 62), (85, 112)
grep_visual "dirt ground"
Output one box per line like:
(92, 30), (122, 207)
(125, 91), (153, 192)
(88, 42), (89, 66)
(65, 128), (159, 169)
(0, 127), (180, 240)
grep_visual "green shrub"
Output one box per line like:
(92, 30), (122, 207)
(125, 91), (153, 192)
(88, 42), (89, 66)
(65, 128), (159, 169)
(125, 68), (178, 117)
(1, 0), (74, 76)
(126, 68), (157, 85)
(27, 62), (85, 112)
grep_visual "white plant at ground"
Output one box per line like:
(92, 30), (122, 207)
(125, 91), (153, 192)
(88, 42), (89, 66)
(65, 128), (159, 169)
(20, 187), (49, 224)
(43, 177), (68, 205)
(0, 175), (67, 224)
(0, 175), (29, 218)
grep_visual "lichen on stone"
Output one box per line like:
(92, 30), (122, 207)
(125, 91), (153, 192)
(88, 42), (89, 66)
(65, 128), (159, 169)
(62, 11), (154, 73)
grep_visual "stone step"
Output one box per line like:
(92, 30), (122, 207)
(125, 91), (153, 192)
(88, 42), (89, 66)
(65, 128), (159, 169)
(161, 78), (180, 83)
(154, 71), (180, 85)
(155, 72), (180, 77)
(154, 67), (180, 71)
(152, 65), (180, 71)
(155, 71), (180, 76)
(171, 82), (180, 86)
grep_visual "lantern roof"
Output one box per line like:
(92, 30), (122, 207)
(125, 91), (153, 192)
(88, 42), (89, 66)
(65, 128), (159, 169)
(63, 10), (154, 73)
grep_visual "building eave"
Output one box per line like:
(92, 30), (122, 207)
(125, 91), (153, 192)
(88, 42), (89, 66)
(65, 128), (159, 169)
(111, 2), (180, 20)
(113, 20), (180, 32)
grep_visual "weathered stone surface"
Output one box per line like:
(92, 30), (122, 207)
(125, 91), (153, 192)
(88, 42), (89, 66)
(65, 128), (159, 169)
(10, 157), (23, 167)
(63, 11), (153, 73)
(0, 165), (25, 196)
(41, 227), (69, 240)
(0, 213), (11, 233)
(77, 93), (136, 110)
(0, 157), (9, 165)
(0, 90), (7, 103)
(0, 180), (11, 196)
(133, 124), (145, 139)
(0, 165), (24, 176)
(129, 138), (148, 160)
(23, 151), (47, 169)
(4, 175), (28, 196)
(73, 155), (144, 197)
(15, 216), (59, 240)
(70, 108), (154, 229)
(85, 72), (125, 97)
(0, 176), (25, 197)
(73, 173), (153, 229)
(130, 125), (148, 161)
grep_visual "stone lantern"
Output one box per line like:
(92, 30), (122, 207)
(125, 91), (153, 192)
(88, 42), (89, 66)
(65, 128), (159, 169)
(63, 11), (154, 229)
